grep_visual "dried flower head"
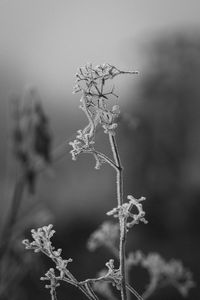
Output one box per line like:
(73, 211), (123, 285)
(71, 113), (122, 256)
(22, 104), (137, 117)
(73, 63), (138, 96)
(107, 195), (148, 231)
(22, 224), (73, 282)
(69, 63), (138, 167)
(22, 224), (56, 253)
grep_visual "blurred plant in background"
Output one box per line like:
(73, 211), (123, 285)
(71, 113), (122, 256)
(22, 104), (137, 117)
(0, 87), (53, 300)
(128, 32), (200, 235)
(11, 87), (52, 192)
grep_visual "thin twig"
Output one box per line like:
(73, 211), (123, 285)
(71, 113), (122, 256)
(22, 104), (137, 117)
(41, 248), (99, 300)
(126, 283), (144, 300)
(84, 150), (118, 171)
(62, 277), (97, 300)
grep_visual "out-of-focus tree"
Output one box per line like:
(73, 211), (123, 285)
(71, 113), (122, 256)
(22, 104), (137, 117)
(126, 31), (200, 238)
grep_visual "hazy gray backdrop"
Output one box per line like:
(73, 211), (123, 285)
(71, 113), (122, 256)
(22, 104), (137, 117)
(0, 1), (200, 299)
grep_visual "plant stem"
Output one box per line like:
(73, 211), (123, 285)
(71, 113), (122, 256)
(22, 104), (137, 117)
(44, 249), (99, 300)
(51, 289), (58, 300)
(126, 283), (144, 300)
(109, 133), (127, 300)
(62, 277), (97, 300)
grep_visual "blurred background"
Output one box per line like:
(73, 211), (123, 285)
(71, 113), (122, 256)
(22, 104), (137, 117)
(0, 0), (200, 299)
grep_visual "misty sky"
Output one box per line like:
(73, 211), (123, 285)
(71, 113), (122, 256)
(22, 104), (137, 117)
(0, 0), (200, 100)
(1, 0), (200, 225)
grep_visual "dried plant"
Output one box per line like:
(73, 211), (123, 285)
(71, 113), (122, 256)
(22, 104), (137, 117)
(22, 64), (194, 300)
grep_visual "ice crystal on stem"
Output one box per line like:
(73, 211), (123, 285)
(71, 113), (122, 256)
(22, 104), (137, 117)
(107, 195), (148, 231)
(104, 259), (122, 290)
(22, 225), (73, 281)
(79, 259), (122, 292)
(41, 268), (60, 300)
(23, 224), (56, 253)
(92, 269), (118, 300)
(23, 225), (102, 300)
